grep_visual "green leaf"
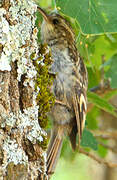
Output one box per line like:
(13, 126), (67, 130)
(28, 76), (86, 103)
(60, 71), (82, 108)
(90, 35), (117, 69)
(104, 54), (117, 88)
(86, 106), (99, 130)
(87, 91), (117, 117)
(104, 89), (117, 100)
(77, 34), (117, 70)
(81, 129), (98, 150)
(39, 0), (52, 7)
(87, 67), (100, 88)
(56, 0), (117, 34)
(97, 144), (108, 158)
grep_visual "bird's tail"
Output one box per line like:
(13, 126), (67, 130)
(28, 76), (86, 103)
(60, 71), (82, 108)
(47, 126), (64, 179)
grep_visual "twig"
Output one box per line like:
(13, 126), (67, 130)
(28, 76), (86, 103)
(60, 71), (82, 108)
(87, 80), (114, 112)
(92, 130), (117, 140)
(79, 148), (117, 168)
(89, 80), (111, 96)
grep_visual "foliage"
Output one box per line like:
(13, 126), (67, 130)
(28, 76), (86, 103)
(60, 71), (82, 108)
(81, 129), (98, 150)
(56, 0), (117, 35)
(87, 91), (117, 117)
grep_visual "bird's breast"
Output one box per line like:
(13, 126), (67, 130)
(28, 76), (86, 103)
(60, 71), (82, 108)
(50, 48), (76, 104)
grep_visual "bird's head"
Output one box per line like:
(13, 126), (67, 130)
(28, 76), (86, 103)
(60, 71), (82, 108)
(38, 7), (75, 47)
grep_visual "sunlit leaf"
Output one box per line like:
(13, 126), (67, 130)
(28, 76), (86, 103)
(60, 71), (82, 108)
(97, 144), (108, 158)
(87, 91), (117, 117)
(86, 106), (99, 130)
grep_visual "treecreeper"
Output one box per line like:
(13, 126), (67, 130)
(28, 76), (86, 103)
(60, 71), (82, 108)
(38, 7), (88, 179)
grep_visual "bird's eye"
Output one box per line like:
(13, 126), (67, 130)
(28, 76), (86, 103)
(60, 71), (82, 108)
(53, 18), (59, 25)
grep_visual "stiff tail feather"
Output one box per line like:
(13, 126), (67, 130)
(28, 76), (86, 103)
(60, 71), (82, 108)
(47, 126), (64, 179)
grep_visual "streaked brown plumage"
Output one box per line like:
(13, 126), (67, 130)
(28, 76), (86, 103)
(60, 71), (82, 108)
(38, 7), (88, 179)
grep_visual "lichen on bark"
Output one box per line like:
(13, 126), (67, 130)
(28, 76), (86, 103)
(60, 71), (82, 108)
(0, 0), (48, 179)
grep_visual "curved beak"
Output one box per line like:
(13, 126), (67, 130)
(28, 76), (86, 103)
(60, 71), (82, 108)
(37, 7), (49, 22)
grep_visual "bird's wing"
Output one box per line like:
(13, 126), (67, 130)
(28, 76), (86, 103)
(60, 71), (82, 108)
(72, 58), (88, 147)
(72, 89), (87, 147)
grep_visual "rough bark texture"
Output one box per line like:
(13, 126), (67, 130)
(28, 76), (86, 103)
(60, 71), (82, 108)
(0, 0), (47, 179)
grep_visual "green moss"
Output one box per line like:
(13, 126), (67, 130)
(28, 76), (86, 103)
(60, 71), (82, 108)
(37, 134), (48, 151)
(32, 44), (55, 130)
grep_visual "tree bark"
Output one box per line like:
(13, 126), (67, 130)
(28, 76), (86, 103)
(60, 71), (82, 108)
(0, 0), (47, 179)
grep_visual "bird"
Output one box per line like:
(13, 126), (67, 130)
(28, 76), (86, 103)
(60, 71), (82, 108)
(38, 7), (88, 179)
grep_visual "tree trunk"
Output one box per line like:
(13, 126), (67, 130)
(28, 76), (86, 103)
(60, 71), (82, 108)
(0, 0), (47, 179)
